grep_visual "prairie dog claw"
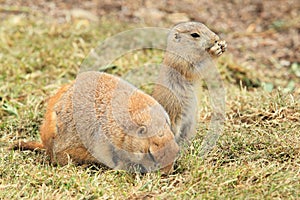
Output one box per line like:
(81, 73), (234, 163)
(208, 40), (227, 57)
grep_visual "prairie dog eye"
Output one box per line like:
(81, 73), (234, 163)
(137, 125), (147, 135)
(190, 33), (200, 38)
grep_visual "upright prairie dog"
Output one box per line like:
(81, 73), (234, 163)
(152, 22), (227, 146)
(14, 72), (179, 173)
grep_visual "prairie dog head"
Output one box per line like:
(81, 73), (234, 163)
(166, 22), (227, 65)
(73, 71), (179, 173)
(107, 82), (179, 173)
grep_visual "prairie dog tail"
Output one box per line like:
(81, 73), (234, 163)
(10, 141), (45, 151)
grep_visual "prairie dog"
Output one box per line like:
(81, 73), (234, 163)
(13, 72), (179, 173)
(152, 22), (227, 146)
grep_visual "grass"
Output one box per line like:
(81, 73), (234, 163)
(1, 12), (299, 199)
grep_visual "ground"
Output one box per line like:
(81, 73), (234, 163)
(0, 0), (299, 199)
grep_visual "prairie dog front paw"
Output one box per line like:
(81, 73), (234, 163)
(208, 40), (227, 57)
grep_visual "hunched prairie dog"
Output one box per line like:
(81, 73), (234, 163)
(13, 71), (179, 173)
(152, 22), (227, 146)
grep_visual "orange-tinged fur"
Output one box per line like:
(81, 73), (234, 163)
(11, 84), (71, 153)
(40, 84), (72, 157)
(13, 72), (179, 173)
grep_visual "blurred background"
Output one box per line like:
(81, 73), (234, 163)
(1, 0), (299, 93)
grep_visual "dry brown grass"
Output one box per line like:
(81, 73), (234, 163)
(0, 8), (299, 199)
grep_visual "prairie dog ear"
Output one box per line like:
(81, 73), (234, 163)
(136, 125), (147, 136)
(173, 33), (181, 42)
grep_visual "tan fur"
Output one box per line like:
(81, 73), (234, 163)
(152, 22), (227, 146)
(13, 72), (179, 173)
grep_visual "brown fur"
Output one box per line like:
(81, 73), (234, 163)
(13, 72), (179, 173)
(152, 22), (227, 146)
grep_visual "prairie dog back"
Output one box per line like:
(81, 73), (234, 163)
(15, 71), (179, 173)
(71, 71), (179, 172)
